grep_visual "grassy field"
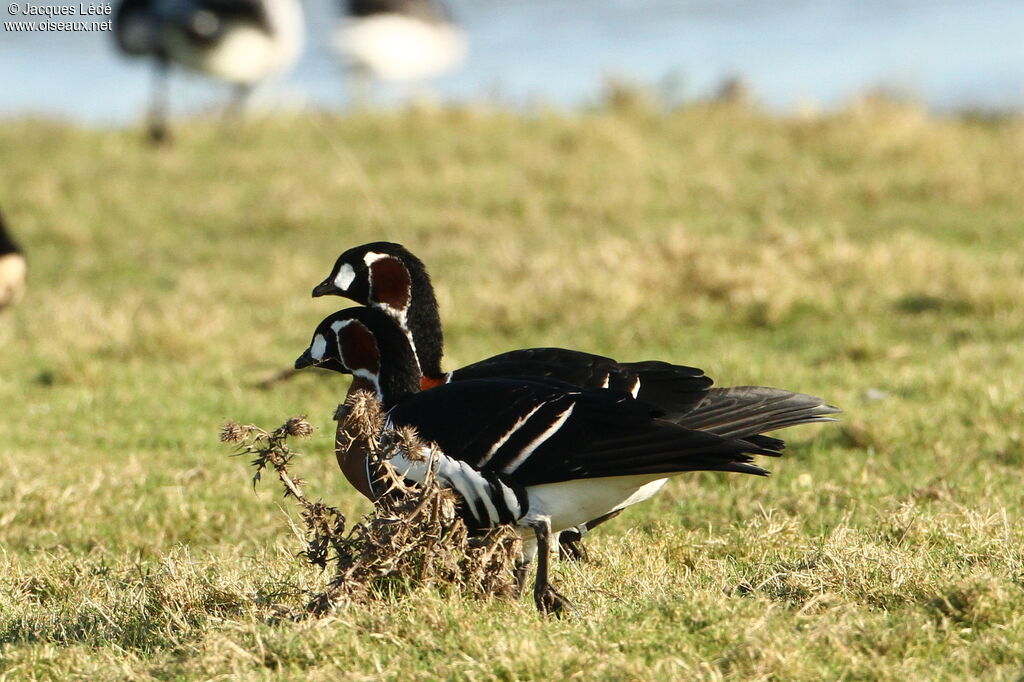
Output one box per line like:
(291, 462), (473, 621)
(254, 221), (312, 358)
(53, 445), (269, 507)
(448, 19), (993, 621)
(1, 96), (1023, 680)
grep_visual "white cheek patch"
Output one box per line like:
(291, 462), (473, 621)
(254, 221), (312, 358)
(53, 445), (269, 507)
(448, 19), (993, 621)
(311, 334), (327, 361)
(333, 263), (356, 291)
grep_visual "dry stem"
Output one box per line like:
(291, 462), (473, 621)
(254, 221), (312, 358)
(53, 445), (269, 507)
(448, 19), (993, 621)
(222, 391), (521, 618)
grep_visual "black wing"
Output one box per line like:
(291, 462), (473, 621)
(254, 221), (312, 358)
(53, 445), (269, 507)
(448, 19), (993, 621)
(386, 378), (780, 488)
(114, 0), (159, 55)
(348, 0), (454, 23)
(196, 0), (271, 29)
(619, 359), (714, 414)
(448, 348), (712, 415)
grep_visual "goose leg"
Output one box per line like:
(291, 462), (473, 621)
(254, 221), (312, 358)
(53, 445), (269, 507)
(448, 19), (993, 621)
(147, 58), (170, 144)
(531, 517), (571, 615)
(513, 559), (529, 597)
(347, 63), (372, 109)
(558, 509), (623, 561)
(558, 527), (589, 562)
(226, 82), (252, 118)
(512, 537), (537, 598)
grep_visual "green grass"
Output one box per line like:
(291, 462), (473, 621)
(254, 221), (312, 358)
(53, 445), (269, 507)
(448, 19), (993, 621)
(1, 97), (1023, 679)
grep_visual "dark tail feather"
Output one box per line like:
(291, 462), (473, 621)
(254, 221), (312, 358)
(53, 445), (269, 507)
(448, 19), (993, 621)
(578, 422), (782, 480)
(620, 360), (713, 414)
(743, 434), (786, 451)
(672, 386), (840, 440)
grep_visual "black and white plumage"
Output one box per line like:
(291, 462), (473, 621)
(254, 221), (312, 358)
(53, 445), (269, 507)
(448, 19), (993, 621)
(294, 306), (816, 613)
(310, 243), (712, 403)
(310, 242), (839, 432)
(336, 0), (467, 84)
(311, 242), (841, 556)
(0, 212), (26, 311)
(113, 0), (304, 141)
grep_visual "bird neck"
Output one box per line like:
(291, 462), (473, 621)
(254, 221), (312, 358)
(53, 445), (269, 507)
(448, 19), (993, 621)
(370, 327), (424, 409)
(377, 359), (421, 409)
(404, 265), (445, 378)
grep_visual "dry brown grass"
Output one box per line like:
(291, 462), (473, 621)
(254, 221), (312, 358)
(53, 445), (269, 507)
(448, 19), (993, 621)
(221, 391), (521, 618)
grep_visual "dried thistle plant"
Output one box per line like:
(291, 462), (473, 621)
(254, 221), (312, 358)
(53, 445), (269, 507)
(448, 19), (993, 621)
(222, 416), (315, 500)
(222, 391), (521, 618)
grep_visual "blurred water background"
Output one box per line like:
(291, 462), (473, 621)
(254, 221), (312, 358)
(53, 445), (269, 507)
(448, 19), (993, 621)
(1, 0), (1022, 125)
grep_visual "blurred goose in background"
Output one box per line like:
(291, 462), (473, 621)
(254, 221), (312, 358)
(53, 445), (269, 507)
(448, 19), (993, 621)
(335, 0), (467, 96)
(0, 212), (27, 311)
(113, 0), (304, 142)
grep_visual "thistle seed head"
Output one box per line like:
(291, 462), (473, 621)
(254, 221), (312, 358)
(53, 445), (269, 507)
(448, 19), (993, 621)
(285, 417), (314, 438)
(219, 421), (246, 444)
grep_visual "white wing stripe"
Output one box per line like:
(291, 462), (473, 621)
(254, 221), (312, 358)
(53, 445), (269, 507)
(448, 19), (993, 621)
(477, 402), (547, 467)
(630, 377), (641, 398)
(501, 403), (576, 474)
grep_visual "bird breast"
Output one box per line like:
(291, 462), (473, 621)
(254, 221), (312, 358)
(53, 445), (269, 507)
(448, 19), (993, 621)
(0, 252), (27, 309)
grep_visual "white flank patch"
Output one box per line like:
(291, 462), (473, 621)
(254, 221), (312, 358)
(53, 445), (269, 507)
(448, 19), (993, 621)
(613, 478), (668, 512)
(310, 333), (327, 360)
(477, 402), (547, 467)
(524, 474), (669, 534)
(630, 377), (641, 398)
(336, 13), (468, 81)
(200, 27), (281, 82)
(501, 403), (576, 474)
(168, 0), (303, 83)
(333, 263), (356, 291)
